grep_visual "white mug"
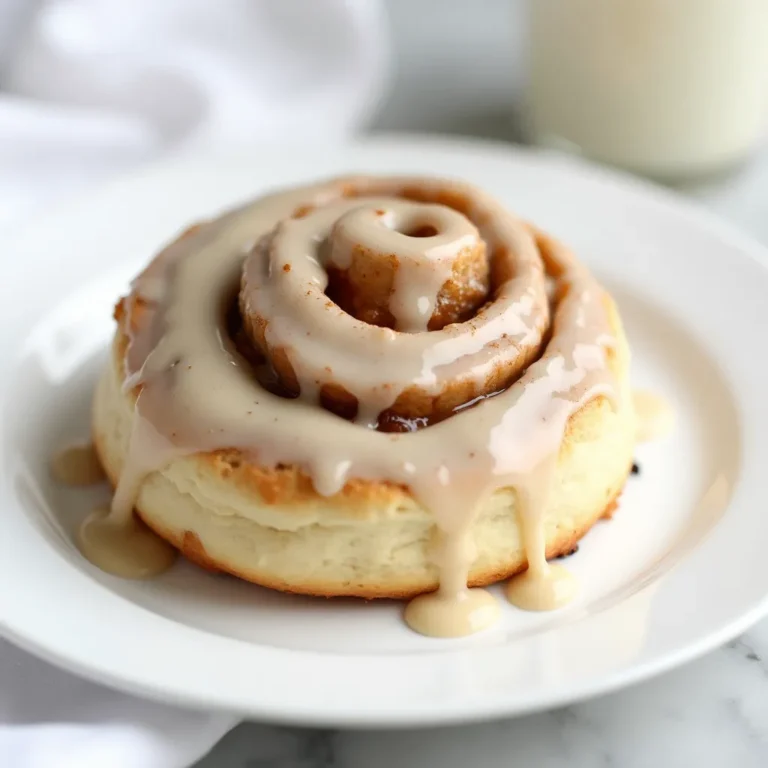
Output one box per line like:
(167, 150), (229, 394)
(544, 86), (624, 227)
(526, 0), (768, 181)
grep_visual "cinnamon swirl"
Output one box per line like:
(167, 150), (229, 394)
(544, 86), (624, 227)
(89, 176), (635, 638)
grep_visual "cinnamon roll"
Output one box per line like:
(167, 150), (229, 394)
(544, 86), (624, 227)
(89, 176), (634, 637)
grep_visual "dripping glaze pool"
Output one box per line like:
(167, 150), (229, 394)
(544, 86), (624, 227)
(0, 137), (762, 725)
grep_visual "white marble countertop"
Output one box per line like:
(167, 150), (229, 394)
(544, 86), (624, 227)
(199, 635), (768, 768)
(196, 2), (768, 765)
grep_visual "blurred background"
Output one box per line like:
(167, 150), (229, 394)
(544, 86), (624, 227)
(0, 0), (765, 230)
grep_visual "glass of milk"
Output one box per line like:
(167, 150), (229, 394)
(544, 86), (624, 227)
(526, 0), (768, 181)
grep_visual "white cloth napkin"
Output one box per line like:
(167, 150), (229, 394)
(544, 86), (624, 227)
(0, 1), (389, 766)
(0, 639), (236, 768)
(0, 0), (389, 228)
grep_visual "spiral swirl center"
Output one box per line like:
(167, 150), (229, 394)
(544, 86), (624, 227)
(240, 185), (549, 431)
(324, 201), (488, 334)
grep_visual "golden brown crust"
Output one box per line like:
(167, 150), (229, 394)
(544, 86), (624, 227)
(153, 494), (623, 599)
(93, 421), (628, 598)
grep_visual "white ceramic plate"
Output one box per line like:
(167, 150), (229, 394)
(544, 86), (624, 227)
(0, 135), (765, 727)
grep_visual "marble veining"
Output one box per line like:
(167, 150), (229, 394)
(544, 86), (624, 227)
(196, 624), (768, 768)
